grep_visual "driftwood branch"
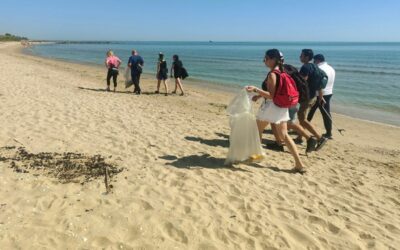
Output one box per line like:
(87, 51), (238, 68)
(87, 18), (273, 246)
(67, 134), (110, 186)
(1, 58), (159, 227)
(104, 165), (111, 194)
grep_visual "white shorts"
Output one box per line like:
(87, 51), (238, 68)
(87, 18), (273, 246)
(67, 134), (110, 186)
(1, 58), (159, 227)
(257, 100), (289, 124)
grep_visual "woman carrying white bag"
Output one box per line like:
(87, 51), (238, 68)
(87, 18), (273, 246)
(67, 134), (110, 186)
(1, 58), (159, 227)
(246, 49), (305, 173)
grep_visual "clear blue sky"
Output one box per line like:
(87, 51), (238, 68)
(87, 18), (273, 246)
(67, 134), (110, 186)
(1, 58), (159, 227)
(1, 0), (399, 41)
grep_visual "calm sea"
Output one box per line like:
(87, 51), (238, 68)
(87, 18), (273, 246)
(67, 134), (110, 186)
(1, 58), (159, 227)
(28, 41), (400, 126)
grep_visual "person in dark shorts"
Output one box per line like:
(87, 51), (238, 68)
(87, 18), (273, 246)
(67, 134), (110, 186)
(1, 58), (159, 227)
(155, 52), (169, 96)
(128, 50), (144, 95)
(170, 55), (185, 96)
(299, 49), (328, 152)
(104, 50), (121, 92)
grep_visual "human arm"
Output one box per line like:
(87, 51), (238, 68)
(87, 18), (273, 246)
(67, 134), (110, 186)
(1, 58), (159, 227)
(246, 73), (277, 100)
(170, 62), (174, 77)
(136, 57), (144, 71)
(246, 86), (272, 99)
(318, 90), (326, 105)
(127, 57), (131, 68)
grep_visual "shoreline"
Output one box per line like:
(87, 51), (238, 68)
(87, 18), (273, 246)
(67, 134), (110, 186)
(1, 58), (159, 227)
(24, 43), (400, 128)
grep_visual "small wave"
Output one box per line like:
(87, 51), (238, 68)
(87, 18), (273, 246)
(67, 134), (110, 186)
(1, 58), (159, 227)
(337, 68), (400, 76)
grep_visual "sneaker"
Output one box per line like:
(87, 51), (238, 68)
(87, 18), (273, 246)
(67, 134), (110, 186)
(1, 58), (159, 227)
(266, 142), (284, 152)
(306, 137), (318, 153)
(323, 133), (333, 139)
(316, 137), (328, 151)
(294, 137), (304, 145)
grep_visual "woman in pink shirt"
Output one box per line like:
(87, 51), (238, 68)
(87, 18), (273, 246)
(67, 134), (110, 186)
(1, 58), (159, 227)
(105, 50), (122, 92)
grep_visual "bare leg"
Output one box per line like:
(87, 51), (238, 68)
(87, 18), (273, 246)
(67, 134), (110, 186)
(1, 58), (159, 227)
(163, 80), (169, 95)
(156, 79), (161, 93)
(271, 124), (284, 145)
(276, 122), (304, 170)
(288, 122), (310, 140)
(176, 77), (184, 95)
(256, 120), (269, 142)
(172, 78), (178, 93)
(299, 119), (322, 140)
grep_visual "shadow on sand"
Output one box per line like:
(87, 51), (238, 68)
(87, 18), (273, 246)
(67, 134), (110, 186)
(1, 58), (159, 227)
(185, 136), (229, 148)
(183, 132), (231, 148)
(159, 154), (249, 172)
(78, 87), (163, 96)
(246, 162), (305, 175)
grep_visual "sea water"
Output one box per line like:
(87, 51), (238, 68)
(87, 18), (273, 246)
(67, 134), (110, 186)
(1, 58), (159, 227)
(29, 41), (400, 126)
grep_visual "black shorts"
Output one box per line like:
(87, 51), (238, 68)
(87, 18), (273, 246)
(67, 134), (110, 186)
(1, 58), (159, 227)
(157, 72), (168, 80)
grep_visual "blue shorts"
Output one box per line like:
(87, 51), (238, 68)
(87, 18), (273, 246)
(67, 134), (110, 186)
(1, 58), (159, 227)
(288, 105), (299, 123)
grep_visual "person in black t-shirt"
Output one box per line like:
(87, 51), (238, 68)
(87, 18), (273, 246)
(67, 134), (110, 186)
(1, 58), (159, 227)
(155, 53), (169, 96)
(298, 49), (328, 152)
(170, 55), (185, 96)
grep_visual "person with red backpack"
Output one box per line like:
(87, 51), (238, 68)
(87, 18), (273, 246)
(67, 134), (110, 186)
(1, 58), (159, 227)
(246, 49), (305, 173)
(267, 55), (318, 153)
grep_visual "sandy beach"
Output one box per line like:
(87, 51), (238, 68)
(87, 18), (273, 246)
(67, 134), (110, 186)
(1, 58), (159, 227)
(0, 42), (399, 249)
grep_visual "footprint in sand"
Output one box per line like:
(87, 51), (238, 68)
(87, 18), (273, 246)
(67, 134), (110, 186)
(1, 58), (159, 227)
(163, 222), (188, 244)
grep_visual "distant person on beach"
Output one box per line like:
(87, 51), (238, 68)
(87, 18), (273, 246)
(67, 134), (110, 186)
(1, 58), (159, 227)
(128, 50), (144, 95)
(155, 53), (169, 96)
(104, 50), (122, 92)
(247, 49), (305, 173)
(298, 49), (328, 152)
(307, 54), (336, 139)
(170, 55), (186, 96)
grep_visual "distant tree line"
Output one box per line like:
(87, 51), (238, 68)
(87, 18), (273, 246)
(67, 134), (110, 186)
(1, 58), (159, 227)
(0, 33), (28, 41)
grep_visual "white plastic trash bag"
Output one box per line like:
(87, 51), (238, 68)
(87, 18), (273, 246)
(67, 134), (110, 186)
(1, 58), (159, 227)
(125, 67), (134, 89)
(225, 89), (264, 165)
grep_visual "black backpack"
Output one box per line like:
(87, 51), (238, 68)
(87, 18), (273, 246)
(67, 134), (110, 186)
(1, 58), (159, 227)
(181, 67), (189, 79)
(283, 64), (309, 103)
(309, 63), (328, 90)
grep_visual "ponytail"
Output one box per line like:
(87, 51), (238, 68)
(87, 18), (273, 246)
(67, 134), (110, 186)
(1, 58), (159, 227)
(277, 58), (284, 72)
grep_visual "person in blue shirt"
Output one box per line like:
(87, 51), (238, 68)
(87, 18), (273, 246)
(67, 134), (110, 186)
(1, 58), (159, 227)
(128, 50), (144, 95)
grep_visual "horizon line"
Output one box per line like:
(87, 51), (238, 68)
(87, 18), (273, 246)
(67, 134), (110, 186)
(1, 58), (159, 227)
(29, 39), (400, 43)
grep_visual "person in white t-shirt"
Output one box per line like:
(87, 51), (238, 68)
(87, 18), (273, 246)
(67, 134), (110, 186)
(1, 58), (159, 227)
(307, 54), (335, 139)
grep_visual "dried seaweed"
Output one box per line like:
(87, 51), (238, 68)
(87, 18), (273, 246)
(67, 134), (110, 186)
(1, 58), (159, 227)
(0, 147), (123, 188)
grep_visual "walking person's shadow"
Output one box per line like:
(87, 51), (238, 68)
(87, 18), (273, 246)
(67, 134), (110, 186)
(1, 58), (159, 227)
(159, 154), (249, 172)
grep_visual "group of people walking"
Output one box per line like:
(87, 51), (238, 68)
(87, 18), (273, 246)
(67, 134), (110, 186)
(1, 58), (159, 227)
(105, 47), (336, 173)
(104, 50), (188, 95)
(246, 48), (335, 173)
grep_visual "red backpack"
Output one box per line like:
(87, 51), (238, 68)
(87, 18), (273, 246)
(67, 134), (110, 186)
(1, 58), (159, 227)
(272, 69), (299, 108)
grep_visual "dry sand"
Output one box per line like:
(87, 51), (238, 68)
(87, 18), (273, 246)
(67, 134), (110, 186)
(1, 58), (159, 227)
(0, 42), (399, 250)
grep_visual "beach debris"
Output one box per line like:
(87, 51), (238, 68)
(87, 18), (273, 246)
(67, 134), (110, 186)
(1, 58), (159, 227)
(320, 106), (345, 136)
(13, 138), (25, 146)
(104, 165), (112, 194)
(0, 146), (123, 191)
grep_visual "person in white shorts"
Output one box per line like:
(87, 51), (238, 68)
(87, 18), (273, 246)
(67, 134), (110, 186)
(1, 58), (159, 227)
(247, 49), (305, 173)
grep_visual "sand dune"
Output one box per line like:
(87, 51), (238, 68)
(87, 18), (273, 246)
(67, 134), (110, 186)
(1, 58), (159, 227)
(0, 42), (399, 249)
